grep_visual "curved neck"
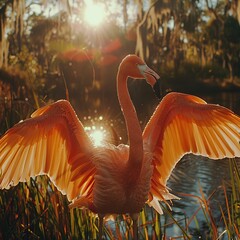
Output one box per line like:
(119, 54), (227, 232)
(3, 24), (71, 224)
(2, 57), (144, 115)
(117, 70), (143, 174)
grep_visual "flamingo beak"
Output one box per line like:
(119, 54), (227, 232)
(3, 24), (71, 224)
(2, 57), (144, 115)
(153, 78), (161, 99)
(138, 65), (162, 99)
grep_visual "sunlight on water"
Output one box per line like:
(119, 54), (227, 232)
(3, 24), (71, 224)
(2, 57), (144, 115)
(84, 121), (108, 146)
(86, 92), (240, 239)
(89, 129), (105, 146)
(83, 115), (114, 146)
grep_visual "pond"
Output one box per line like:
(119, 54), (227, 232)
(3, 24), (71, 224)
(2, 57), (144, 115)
(81, 90), (240, 239)
(164, 92), (240, 239)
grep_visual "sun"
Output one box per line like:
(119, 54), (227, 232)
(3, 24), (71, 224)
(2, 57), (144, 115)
(84, 1), (106, 27)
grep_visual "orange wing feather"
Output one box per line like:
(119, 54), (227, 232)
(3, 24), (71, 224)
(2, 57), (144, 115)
(143, 92), (240, 202)
(0, 100), (95, 201)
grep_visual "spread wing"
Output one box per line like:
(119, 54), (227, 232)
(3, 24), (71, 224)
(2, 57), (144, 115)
(0, 100), (96, 201)
(143, 92), (240, 204)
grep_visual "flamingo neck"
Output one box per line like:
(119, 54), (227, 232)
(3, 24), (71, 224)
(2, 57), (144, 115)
(117, 71), (143, 175)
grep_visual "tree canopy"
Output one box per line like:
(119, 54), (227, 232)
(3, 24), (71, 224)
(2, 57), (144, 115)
(0, 0), (240, 118)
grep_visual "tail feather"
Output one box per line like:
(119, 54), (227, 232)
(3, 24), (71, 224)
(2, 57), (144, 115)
(148, 191), (180, 215)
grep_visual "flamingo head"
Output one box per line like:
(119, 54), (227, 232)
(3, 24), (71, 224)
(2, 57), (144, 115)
(119, 55), (161, 98)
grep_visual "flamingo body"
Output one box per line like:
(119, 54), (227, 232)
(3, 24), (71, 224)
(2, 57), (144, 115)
(0, 55), (240, 239)
(90, 144), (153, 214)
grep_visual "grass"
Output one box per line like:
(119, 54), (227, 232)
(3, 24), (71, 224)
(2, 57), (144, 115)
(0, 99), (239, 239)
(0, 158), (239, 239)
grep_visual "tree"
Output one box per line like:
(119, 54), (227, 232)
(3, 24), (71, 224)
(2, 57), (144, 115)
(0, 0), (25, 67)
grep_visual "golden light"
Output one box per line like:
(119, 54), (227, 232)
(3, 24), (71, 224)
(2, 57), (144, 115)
(90, 129), (105, 146)
(84, 1), (106, 27)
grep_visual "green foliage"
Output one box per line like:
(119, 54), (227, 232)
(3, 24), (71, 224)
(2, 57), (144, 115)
(0, 176), (98, 239)
(201, 63), (229, 80)
(0, 1), (240, 239)
(0, 158), (239, 239)
(226, 159), (240, 237)
(224, 16), (240, 44)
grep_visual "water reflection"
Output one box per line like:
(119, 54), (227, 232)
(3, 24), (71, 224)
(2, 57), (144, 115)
(167, 156), (232, 237)
(82, 91), (240, 239)
(199, 91), (240, 115)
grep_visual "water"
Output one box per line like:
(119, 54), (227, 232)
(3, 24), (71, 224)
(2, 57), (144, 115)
(157, 92), (240, 238)
(167, 156), (232, 238)
(80, 91), (240, 239)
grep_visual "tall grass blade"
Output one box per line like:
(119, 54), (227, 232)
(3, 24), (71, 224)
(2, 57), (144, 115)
(160, 202), (191, 240)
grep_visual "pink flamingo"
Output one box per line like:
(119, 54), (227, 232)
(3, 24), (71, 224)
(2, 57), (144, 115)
(0, 55), (239, 239)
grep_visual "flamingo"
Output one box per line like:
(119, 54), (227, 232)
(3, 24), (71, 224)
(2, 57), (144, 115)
(0, 55), (240, 239)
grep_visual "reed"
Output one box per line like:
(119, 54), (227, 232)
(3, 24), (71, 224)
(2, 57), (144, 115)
(222, 158), (240, 238)
(0, 158), (239, 239)
(0, 100), (239, 239)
